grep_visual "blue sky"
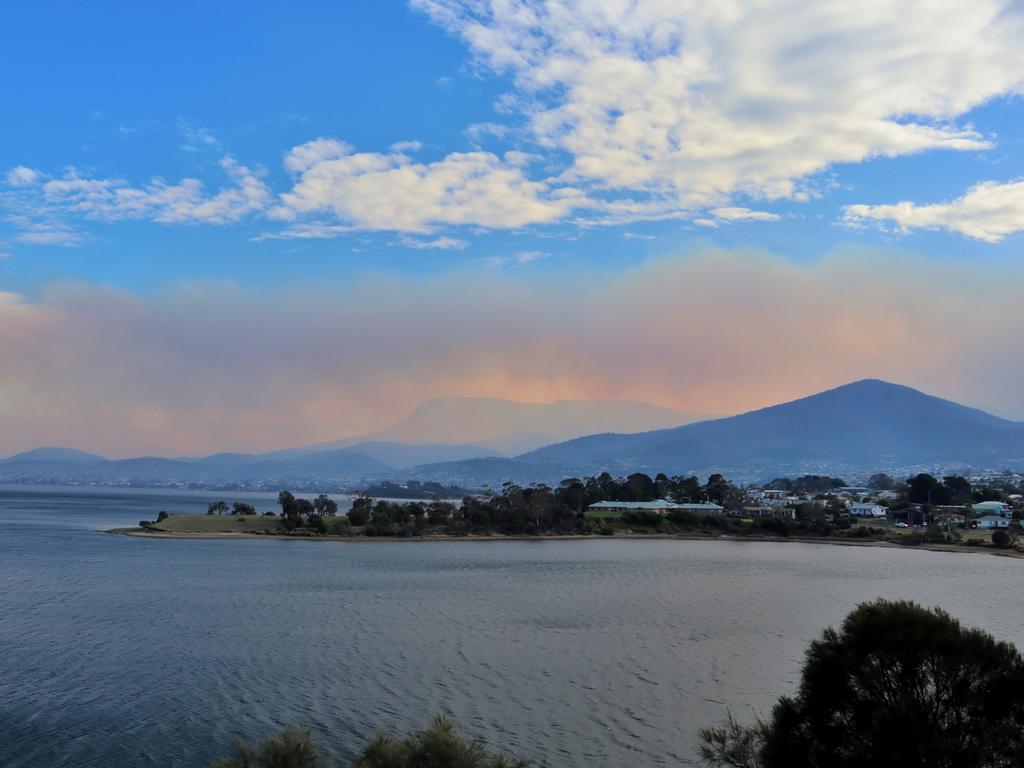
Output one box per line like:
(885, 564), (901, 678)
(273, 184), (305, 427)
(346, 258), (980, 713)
(2, 1), (1024, 455)
(4, 0), (1023, 296)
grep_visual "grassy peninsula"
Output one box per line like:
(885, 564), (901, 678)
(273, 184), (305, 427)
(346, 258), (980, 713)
(112, 471), (1024, 557)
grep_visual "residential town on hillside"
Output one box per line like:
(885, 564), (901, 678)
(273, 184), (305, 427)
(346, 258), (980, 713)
(585, 479), (1023, 532)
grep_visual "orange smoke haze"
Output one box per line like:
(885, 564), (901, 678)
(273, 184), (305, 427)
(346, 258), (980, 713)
(1, 247), (1021, 457)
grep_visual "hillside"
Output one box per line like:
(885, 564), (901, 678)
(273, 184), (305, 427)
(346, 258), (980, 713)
(516, 380), (1024, 477)
(367, 396), (699, 454)
(2, 447), (108, 465)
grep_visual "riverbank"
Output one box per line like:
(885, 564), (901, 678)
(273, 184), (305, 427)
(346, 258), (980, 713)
(104, 526), (1024, 559)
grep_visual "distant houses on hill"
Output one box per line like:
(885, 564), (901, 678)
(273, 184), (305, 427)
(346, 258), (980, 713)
(848, 502), (889, 518)
(584, 485), (1023, 532)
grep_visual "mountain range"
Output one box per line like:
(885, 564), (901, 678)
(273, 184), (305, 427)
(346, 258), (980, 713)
(3, 381), (1023, 487)
(266, 397), (698, 458)
(0, 397), (697, 486)
(504, 379), (1024, 480)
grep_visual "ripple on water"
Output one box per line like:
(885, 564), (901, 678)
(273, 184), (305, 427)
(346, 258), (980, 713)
(3, 492), (1024, 768)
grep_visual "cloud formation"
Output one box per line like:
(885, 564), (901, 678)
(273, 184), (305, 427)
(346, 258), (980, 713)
(414, 0), (1021, 212)
(2, 158), (271, 244)
(844, 179), (1024, 242)
(273, 140), (588, 233)
(4, 1), (1023, 244)
(2, 247), (1022, 457)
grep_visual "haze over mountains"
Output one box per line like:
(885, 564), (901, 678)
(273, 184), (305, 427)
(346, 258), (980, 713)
(3, 382), (1023, 488)
(284, 397), (699, 457)
(0, 397), (697, 486)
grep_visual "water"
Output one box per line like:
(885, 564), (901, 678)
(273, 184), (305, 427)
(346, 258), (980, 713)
(2, 486), (1024, 768)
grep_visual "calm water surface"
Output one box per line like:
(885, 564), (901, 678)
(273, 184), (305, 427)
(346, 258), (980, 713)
(2, 486), (1024, 768)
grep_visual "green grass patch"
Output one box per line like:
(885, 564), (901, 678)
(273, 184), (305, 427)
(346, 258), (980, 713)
(154, 514), (282, 534)
(584, 509), (623, 521)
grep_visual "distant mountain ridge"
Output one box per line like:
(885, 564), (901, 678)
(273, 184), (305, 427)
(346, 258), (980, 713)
(512, 379), (1024, 477)
(4, 447), (108, 464)
(5, 382), (1022, 487)
(359, 396), (699, 455)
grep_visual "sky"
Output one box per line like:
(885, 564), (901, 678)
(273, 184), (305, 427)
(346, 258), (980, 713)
(2, 0), (1023, 457)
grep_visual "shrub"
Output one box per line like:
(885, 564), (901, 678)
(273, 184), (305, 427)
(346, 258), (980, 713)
(703, 599), (1024, 768)
(211, 717), (527, 768)
(992, 529), (1012, 548)
(354, 715), (527, 768)
(211, 725), (324, 768)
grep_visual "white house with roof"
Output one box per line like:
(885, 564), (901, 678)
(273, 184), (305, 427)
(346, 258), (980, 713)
(848, 502), (889, 518)
(975, 515), (1010, 529)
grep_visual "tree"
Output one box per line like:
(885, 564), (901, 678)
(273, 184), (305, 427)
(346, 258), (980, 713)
(942, 475), (973, 505)
(277, 491), (296, 514)
(704, 599), (1024, 768)
(868, 472), (895, 491)
(348, 497), (371, 526)
(208, 500), (229, 516)
(232, 502), (256, 516)
(700, 714), (768, 768)
(278, 491), (302, 530)
(313, 494), (338, 517)
(907, 473), (948, 505)
(156, 511), (169, 522)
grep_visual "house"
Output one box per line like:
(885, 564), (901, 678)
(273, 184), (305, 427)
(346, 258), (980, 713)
(587, 500), (679, 516)
(973, 501), (1010, 517)
(737, 505), (795, 520)
(751, 489), (792, 505)
(848, 502), (889, 518)
(974, 515), (1010, 529)
(586, 500), (725, 517)
(673, 502), (725, 516)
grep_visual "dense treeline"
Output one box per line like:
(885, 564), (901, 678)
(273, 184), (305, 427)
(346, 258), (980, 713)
(188, 469), (1020, 541)
(351, 471), (749, 537)
(263, 472), (882, 539)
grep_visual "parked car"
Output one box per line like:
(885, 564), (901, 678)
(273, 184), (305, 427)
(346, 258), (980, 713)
(895, 521), (909, 529)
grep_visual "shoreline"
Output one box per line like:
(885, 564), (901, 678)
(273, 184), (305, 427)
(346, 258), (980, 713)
(104, 527), (1024, 559)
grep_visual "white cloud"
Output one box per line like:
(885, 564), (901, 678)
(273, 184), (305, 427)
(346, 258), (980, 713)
(16, 227), (83, 246)
(283, 138), (353, 174)
(710, 207), (780, 223)
(9, 1), (1024, 243)
(390, 140), (424, 153)
(275, 142), (589, 232)
(4, 158), (270, 242)
(5, 166), (41, 187)
(177, 120), (220, 153)
(843, 179), (1024, 243)
(484, 249), (551, 267)
(399, 235), (469, 250)
(513, 249), (548, 263)
(413, 0), (1023, 215)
